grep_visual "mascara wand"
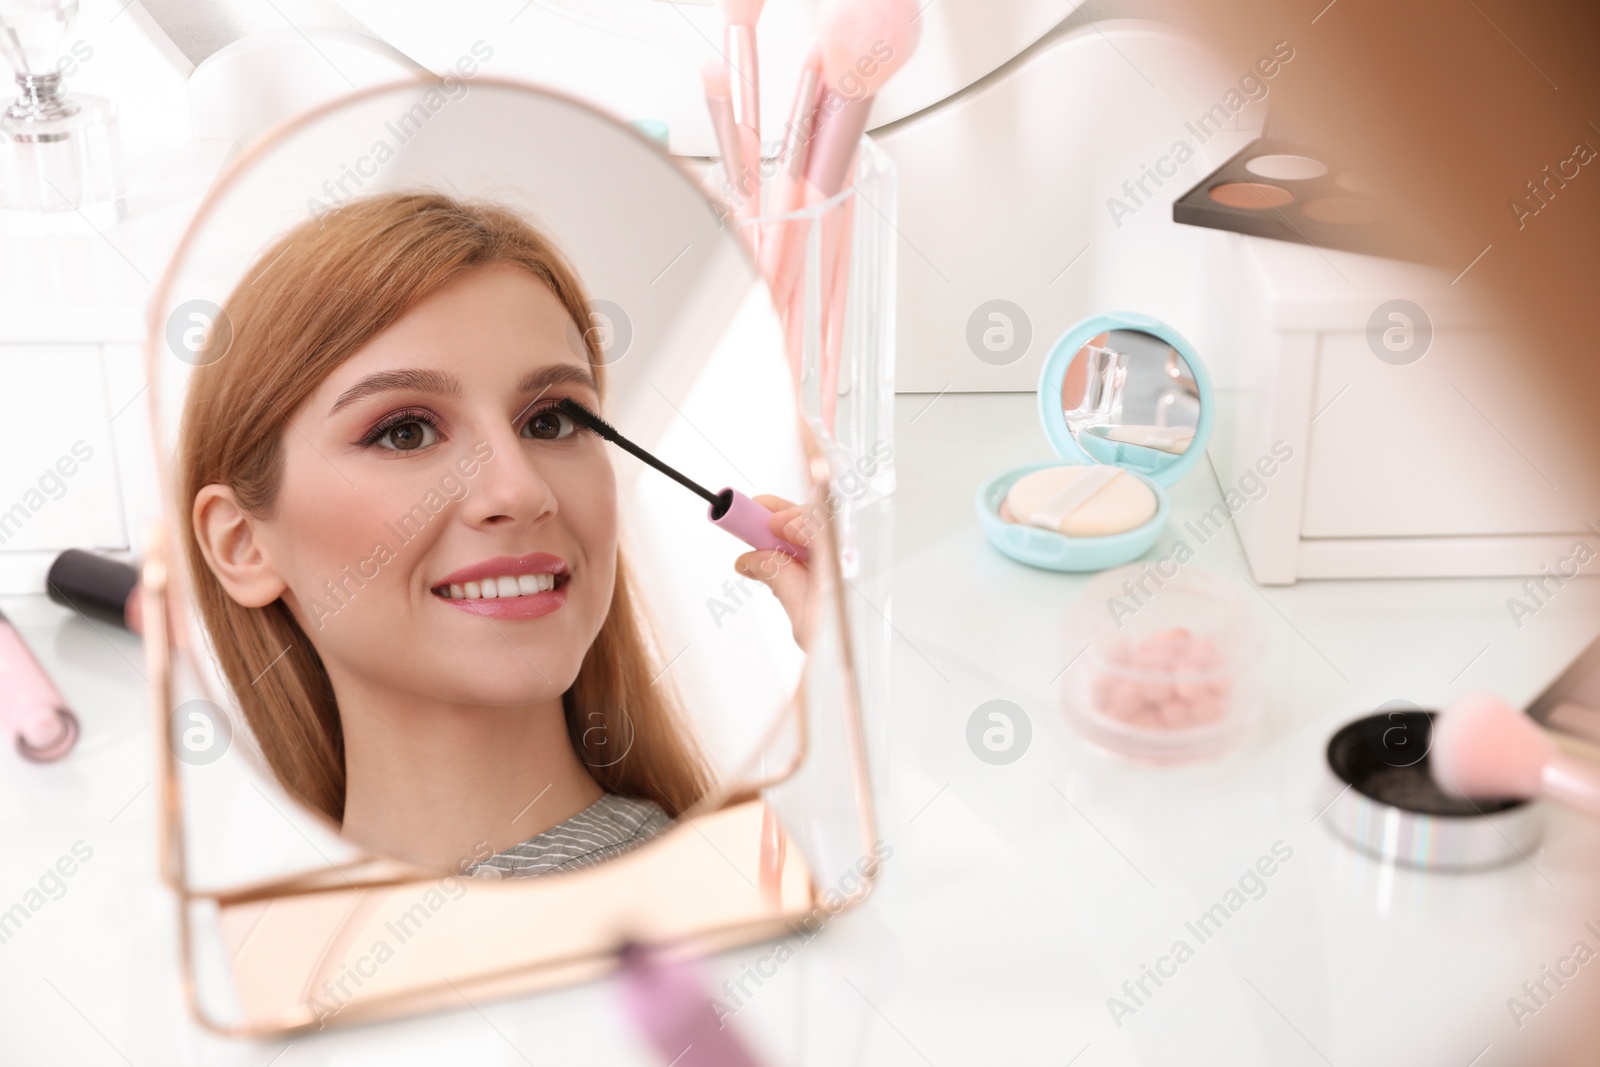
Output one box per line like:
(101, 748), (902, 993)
(557, 398), (810, 564)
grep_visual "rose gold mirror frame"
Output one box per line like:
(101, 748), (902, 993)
(138, 76), (880, 1036)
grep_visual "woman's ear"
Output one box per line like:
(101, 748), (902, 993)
(192, 484), (287, 608)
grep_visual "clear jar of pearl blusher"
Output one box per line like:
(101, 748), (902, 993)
(1062, 565), (1267, 764)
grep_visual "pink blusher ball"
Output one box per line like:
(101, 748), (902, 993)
(1063, 566), (1267, 764)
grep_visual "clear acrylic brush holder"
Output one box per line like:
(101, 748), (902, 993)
(706, 135), (897, 578)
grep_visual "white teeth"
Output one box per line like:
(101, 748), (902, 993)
(439, 573), (562, 599)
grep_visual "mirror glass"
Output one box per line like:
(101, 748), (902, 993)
(1059, 328), (1201, 478)
(136, 78), (877, 1030)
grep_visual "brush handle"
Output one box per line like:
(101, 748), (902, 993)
(726, 24), (761, 224)
(804, 92), (872, 199)
(820, 155), (858, 434)
(1543, 754), (1600, 818)
(710, 489), (809, 564)
(618, 944), (767, 1067)
(704, 83), (755, 226)
(759, 55), (822, 295)
(764, 91), (871, 310)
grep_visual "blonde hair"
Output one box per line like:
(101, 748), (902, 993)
(177, 192), (711, 824)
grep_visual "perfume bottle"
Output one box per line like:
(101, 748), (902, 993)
(0, 0), (125, 218)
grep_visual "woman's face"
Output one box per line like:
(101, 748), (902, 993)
(250, 263), (616, 707)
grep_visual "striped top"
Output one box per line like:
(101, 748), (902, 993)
(467, 793), (674, 879)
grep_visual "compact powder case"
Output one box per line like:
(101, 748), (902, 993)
(1321, 709), (1543, 871)
(976, 311), (1213, 572)
(1172, 138), (1409, 259)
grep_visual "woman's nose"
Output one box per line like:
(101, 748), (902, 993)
(458, 424), (557, 528)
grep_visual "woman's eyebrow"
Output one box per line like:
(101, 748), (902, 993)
(511, 363), (601, 426)
(516, 363), (599, 398)
(329, 369), (462, 415)
(327, 363), (597, 417)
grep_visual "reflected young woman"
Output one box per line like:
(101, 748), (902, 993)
(179, 193), (812, 878)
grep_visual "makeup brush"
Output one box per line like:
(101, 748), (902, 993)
(617, 941), (768, 1067)
(702, 61), (757, 227)
(1431, 693), (1600, 817)
(819, 154), (858, 435)
(555, 398), (809, 564)
(758, 46), (822, 291)
(716, 0), (766, 193)
(805, 0), (920, 200)
(765, 0), (920, 308)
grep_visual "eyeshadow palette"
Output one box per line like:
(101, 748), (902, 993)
(1173, 138), (1406, 259)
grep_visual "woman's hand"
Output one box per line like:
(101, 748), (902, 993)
(733, 494), (815, 651)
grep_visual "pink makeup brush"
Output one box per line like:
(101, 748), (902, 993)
(716, 0), (766, 198)
(617, 941), (768, 1067)
(1431, 693), (1600, 817)
(758, 46), (823, 292)
(819, 155), (858, 435)
(702, 62), (757, 229)
(783, 271), (806, 394)
(805, 0), (920, 199)
(765, 0), (919, 310)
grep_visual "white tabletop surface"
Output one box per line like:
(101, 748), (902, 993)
(3, 391), (1600, 1067)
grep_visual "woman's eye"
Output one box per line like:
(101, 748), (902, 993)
(376, 419), (438, 451)
(522, 408), (576, 442)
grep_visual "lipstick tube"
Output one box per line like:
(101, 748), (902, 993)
(47, 549), (143, 634)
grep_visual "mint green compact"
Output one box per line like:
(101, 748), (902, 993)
(976, 312), (1213, 572)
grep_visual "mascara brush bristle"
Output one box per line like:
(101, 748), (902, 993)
(557, 397), (618, 440)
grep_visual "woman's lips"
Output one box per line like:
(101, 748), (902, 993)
(435, 582), (567, 619)
(431, 552), (570, 620)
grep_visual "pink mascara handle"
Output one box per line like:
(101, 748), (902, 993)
(709, 489), (810, 564)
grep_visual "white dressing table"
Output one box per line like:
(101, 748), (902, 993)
(3, 387), (1599, 1066)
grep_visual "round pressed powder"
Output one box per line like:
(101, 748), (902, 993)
(1244, 153), (1329, 180)
(1001, 465), (1156, 537)
(1208, 181), (1293, 209)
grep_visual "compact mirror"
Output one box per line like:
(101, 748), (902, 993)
(977, 312), (1212, 572)
(1060, 329), (1201, 479)
(137, 77), (878, 1034)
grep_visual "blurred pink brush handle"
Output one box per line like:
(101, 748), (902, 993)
(762, 91), (870, 306)
(618, 943), (768, 1067)
(760, 49), (822, 297)
(819, 155), (858, 434)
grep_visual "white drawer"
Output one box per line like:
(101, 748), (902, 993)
(1302, 328), (1591, 538)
